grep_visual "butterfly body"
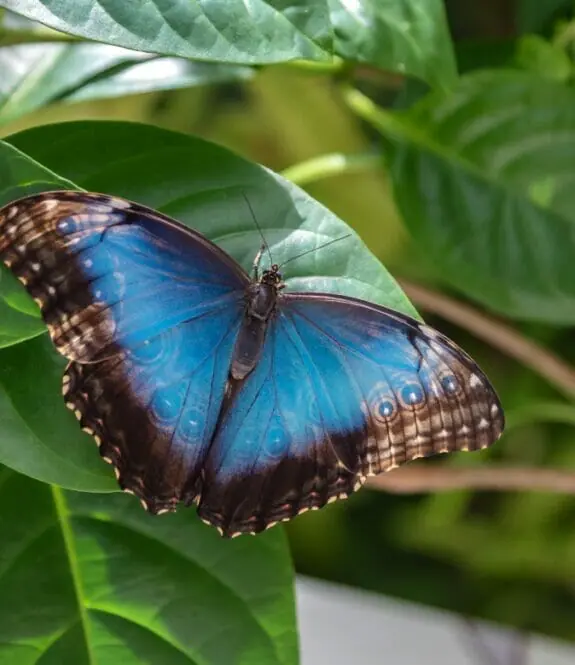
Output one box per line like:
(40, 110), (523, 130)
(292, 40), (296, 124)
(231, 264), (282, 380)
(0, 191), (504, 536)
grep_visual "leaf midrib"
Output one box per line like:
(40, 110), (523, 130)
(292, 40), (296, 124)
(51, 485), (97, 665)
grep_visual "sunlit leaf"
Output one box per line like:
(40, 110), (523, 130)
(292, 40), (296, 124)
(0, 42), (251, 124)
(0, 466), (298, 665)
(330, 0), (457, 89)
(0, 0), (456, 87)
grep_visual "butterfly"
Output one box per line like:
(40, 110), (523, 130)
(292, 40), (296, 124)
(0, 191), (504, 536)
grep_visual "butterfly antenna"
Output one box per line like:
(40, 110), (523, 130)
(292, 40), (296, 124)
(241, 192), (273, 268)
(278, 234), (352, 269)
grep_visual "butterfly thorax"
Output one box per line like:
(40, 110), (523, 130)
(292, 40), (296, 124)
(230, 267), (283, 381)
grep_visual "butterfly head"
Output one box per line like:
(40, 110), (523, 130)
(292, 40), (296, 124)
(260, 264), (283, 288)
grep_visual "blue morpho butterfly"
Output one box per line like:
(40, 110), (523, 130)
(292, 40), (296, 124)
(0, 191), (504, 537)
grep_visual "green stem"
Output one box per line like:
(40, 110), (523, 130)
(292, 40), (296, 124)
(340, 85), (413, 139)
(283, 56), (347, 75)
(281, 152), (381, 186)
(0, 28), (81, 46)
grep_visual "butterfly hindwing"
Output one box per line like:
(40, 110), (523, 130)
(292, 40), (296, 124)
(199, 293), (504, 536)
(0, 191), (248, 509)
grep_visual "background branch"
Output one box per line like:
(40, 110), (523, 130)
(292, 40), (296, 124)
(368, 465), (575, 494)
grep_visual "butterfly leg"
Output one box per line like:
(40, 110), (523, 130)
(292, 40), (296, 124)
(252, 244), (266, 280)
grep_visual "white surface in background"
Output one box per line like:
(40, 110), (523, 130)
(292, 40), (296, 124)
(296, 577), (574, 665)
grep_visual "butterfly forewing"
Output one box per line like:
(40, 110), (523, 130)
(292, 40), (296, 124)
(0, 191), (248, 512)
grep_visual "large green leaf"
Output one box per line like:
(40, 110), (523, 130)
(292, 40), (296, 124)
(329, 0), (457, 89)
(0, 42), (251, 125)
(0, 466), (297, 665)
(0, 297), (43, 346)
(1, 120), (416, 490)
(0, 0), (332, 64)
(0, 337), (115, 491)
(0, 0), (456, 87)
(375, 70), (575, 323)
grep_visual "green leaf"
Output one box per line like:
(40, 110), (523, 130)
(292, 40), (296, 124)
(0, 0), (332, 64)
(0, 296), (43, 347)
(372, 71), (575, 323)
(0, 265), (40, 317)
(1, 120), (415, 490)
(0, 42), (252, 125)
(0, 336), (115, 490)
(329, 0), (457, 89)
(67, 54), (252, 103)
(0, 466), (298, 665)
(0, 137), (76, 199)
(0, 0), (456, 87)
(514, 34), (571, 82)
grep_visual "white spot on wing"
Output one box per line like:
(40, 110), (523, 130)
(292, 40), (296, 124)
(41, 199), (59, 211)
(469, 374), (482, 388)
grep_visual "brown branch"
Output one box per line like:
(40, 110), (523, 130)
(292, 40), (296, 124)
(367, 465), (575, 494)
(400, 279), (575, 400)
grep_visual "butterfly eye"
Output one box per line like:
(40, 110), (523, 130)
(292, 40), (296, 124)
(400, 383), (425, 407)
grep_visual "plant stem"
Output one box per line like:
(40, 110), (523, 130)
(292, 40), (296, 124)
(368, 465), (575, 494)
(284, 57), (347, 75)
(281, 152), (381, 186)
(0, 28), (81, 46)
(340, 84), (413, 140)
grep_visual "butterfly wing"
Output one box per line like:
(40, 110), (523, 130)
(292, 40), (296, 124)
(0, 191), (249, 510)
(198, 293), (504, 536)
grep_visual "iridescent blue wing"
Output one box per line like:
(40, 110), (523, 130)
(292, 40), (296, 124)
(0, 191), (249, 511)
(199, 293), (504, 536)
